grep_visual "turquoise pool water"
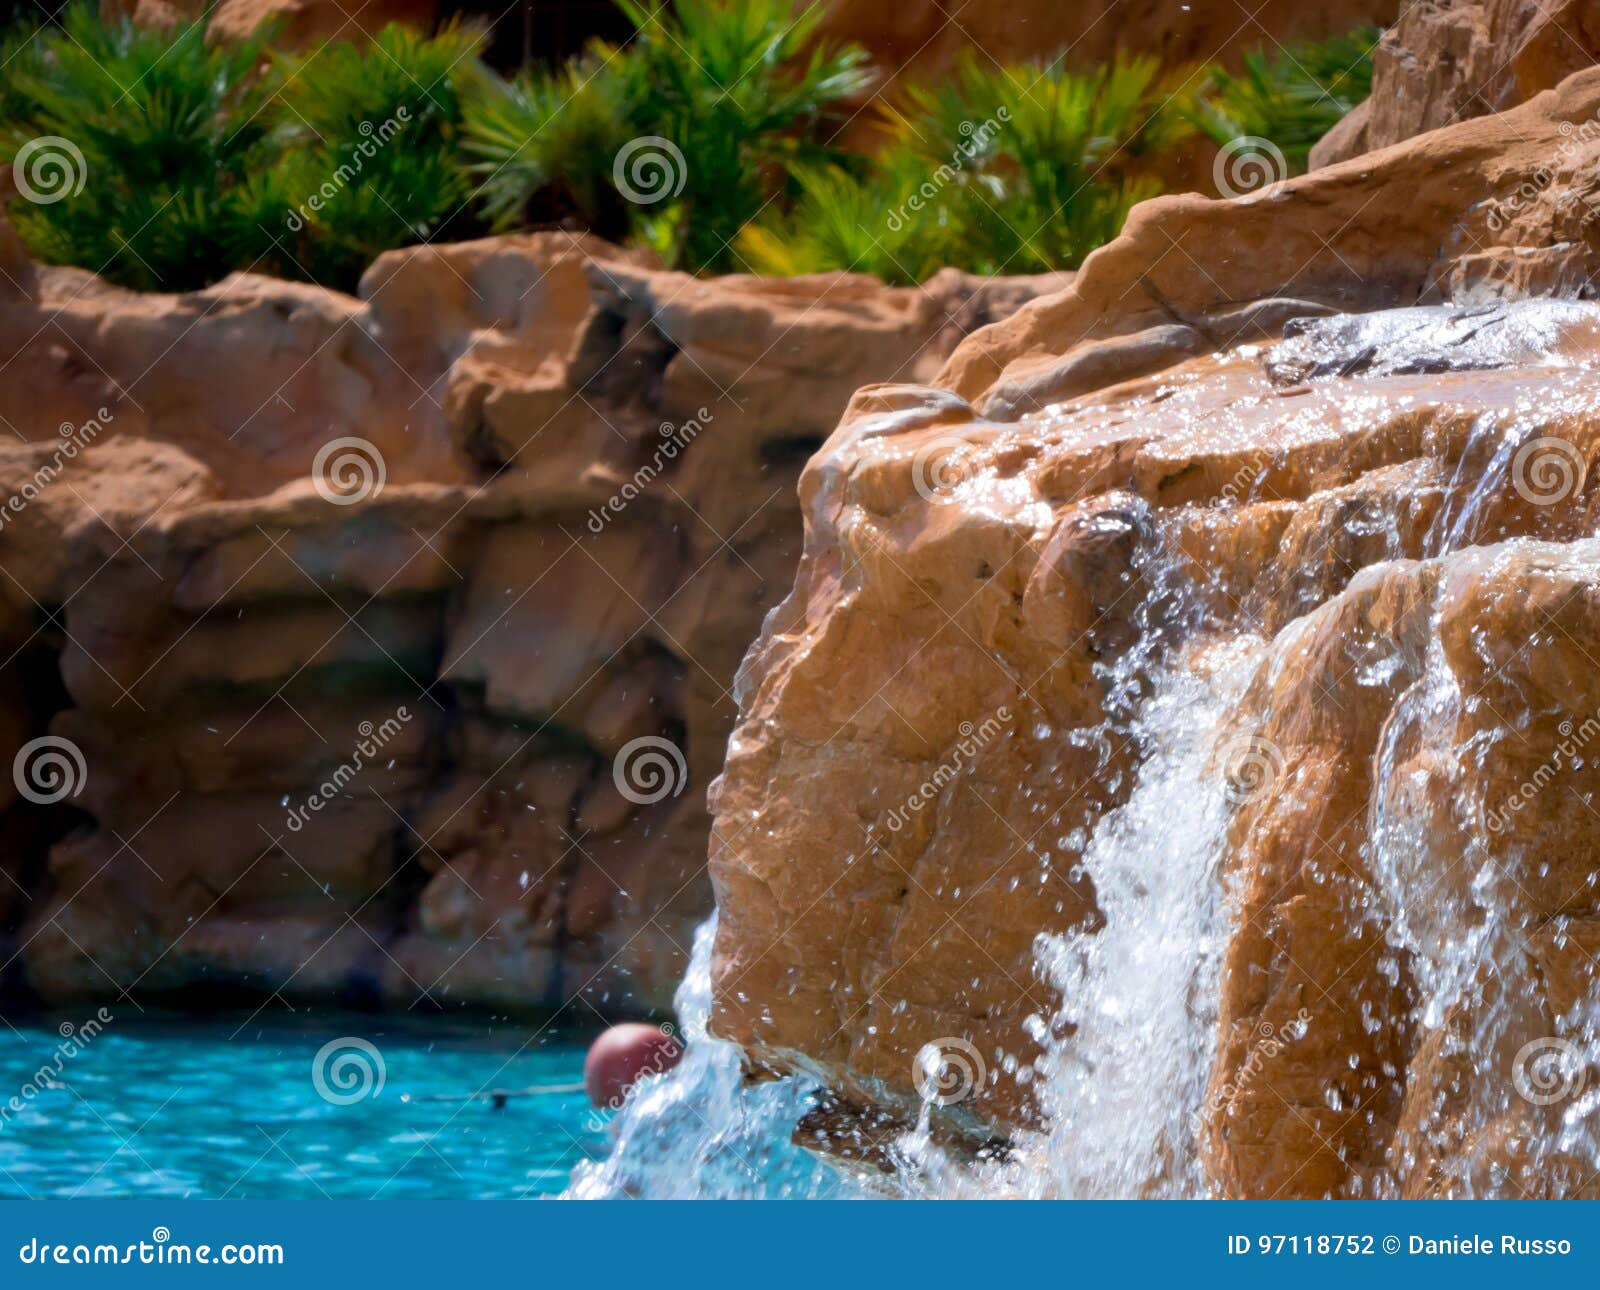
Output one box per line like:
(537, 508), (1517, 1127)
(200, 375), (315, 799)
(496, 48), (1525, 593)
(0, 1011), (603, 1199)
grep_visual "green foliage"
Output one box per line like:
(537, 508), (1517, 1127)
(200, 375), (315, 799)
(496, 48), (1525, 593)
(461, 43), (640, 235)
(271, 22), (485, 284)
(0, 7), (278, 290)
(0, 6), (488, 292)
(1188, 26), (1380, 171)
(460, 0), (870, 272)
(617, 0), (870, 271)
(736, 160), (954, 285)
(740, 55), (1172, 281)
(0, 2), (1379, 292)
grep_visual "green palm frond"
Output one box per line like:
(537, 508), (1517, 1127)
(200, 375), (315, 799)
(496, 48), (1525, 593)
(1188, 25), (1380, 170)
(0, 5), (277, 290)
(460, 41), (640, 232)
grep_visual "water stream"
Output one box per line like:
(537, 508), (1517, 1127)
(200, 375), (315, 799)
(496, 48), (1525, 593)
(569, 306), (1600, 1200)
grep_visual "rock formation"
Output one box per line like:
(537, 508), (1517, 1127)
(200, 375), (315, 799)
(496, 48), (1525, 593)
(1313, 0), (1600, 166)
(706, 67), (1600, 1196)
(0, 223), (1063, 1015)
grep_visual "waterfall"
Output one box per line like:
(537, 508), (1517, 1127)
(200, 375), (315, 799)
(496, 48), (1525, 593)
(571, 304), (1600, 1200)
(1013, 637), (1261, 1196)
(564, 919), (857, 1199)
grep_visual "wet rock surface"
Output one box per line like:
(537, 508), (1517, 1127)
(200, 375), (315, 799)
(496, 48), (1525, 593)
(706, 68), (1600, 1196)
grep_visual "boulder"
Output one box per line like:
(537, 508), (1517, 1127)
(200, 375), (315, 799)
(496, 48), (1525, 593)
(707, 66), (1600, 1196)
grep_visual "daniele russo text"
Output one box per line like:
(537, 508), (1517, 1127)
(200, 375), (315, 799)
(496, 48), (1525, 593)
(1410, 1235), (1571, 1256)
(1228, 1234), (1572, 1257)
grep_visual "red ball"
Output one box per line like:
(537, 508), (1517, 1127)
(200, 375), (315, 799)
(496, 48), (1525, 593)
(584, 1023), (683, 1108)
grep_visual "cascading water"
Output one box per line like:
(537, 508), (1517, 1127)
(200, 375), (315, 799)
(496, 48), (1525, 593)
(565, 918), (859, 1198)
(570, 303), (1600, 1200)
(571, 527), (1271, 1201)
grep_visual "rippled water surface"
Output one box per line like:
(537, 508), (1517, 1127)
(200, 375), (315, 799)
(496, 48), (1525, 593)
(0, 1012), (602, 1198)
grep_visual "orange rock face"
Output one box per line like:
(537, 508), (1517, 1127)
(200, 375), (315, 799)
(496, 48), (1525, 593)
(0, 227), (1062, 1015)
(707, 68), (1600, 1196)
(1314, 0), (1600, 166)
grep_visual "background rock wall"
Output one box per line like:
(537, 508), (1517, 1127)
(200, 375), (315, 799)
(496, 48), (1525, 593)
(0, 223), (1062, 1015)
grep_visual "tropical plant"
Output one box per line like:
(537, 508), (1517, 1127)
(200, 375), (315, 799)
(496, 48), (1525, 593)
(1188, 25), (1380, 171)
(737, 160), (955, 285)
(461, 42), (641, 237)
(741, 55), (1174, 280)
(0, 7), (280, 291)
(0, 3), (1380, 292)
(0, 7), (493, 292)
(270, 21), (486, 286)
(461, 0), (871, 272)
(617, 0), (870, 271)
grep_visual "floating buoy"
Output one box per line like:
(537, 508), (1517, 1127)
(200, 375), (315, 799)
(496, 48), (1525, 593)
(584, 1023), (683, 1109)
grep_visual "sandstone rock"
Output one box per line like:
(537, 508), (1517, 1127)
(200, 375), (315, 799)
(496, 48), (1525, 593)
(707, 65), (1600, 1195)
(0, 227), (1061, 1018)
(1312, 0), (1600, 167)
